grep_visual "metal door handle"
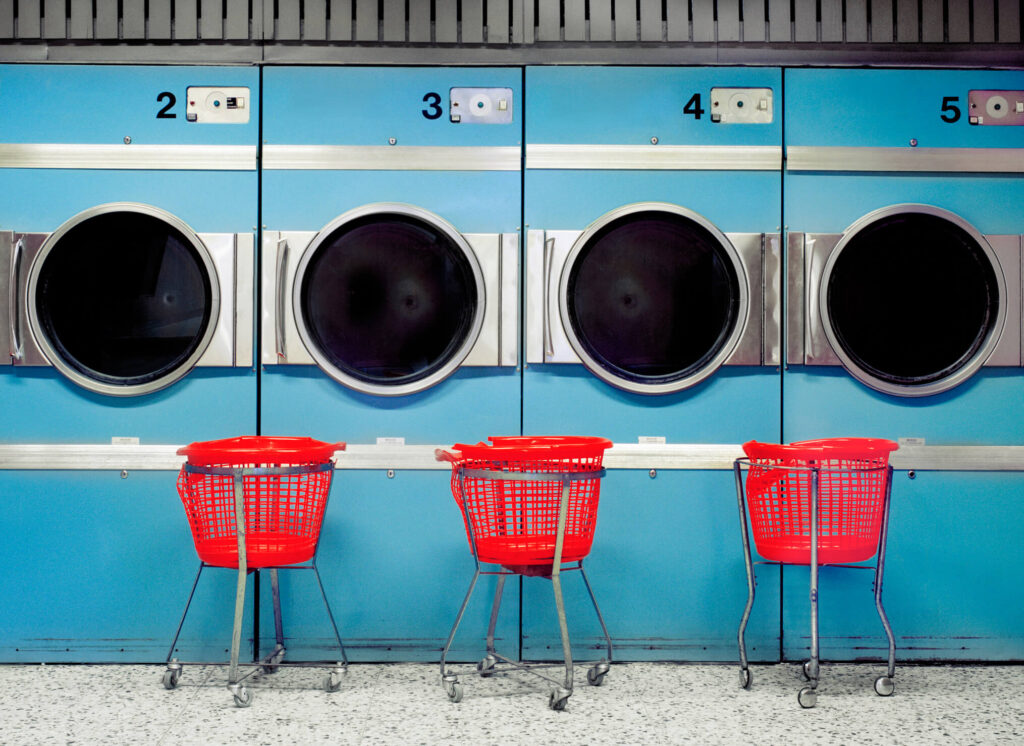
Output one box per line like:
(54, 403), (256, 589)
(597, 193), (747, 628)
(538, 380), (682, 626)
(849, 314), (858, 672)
(543, 235), (555, 359)
(9, 237), (23, 361)
(275, 238), (288, 360)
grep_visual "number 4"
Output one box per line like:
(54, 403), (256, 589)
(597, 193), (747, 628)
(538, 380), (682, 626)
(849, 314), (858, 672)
(684, 93), (704, 120)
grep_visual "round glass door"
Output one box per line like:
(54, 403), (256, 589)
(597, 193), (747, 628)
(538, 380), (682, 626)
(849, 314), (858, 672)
(821, 205), (1005, 397)
(27, 203), (219, 397)
(293, 204), (484, 396)
(559, 203), (747, 394)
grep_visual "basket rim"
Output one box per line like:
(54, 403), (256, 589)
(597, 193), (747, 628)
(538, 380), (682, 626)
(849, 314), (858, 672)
(177, 435), (345, 465)
(742, 437), (898, 463)
(449, 435), (612, 462)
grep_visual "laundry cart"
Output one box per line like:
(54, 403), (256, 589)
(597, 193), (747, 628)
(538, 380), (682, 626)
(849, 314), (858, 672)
(164, 436), (347, 707)
(734, 438), (898, 708)
(437, 436), (613, 710)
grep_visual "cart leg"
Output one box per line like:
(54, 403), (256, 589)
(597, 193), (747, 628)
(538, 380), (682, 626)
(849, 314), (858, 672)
(734, 461), (756, 688)
(313, 565), (348, 667)
(551, 477), (574, 697)
(441, 570), (480, 685)
(485, 573), (507, 655)
(799, 468), (821, 709)
(551, 566), (574, 694)
(226, 472), (251, 706)
(873, 465), (896, 695)
(579, 564), (613, 664)
(166, 563), (205, 664)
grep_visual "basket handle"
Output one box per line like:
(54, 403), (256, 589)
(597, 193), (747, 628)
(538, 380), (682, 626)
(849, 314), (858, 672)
(434, 448), (461, 464)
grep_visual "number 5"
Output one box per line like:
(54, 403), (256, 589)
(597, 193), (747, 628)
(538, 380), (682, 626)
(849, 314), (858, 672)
(940, 96), (961, 123)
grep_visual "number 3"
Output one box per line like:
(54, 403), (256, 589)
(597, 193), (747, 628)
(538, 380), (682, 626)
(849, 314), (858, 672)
(422, 92), (442, 120)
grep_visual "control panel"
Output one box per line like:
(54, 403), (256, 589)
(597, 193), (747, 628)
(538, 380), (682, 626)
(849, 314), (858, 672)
(185, 86), (251, 124)
(968, 90), (1024, 126)
(449, 87), (514, 124)
(709, 87), (773, 124)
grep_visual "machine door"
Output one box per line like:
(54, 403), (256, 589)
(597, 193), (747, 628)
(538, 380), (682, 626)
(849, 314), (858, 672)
(814, 205), (1013, 397)
(549, 203), (752, 395)
(290, 204), (487, 397)
(20, 203), (227, 397)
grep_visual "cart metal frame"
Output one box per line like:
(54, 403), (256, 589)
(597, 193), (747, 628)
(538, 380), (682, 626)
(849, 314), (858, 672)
(734, 456), (896, 708)
(440, 466), (613, 711)
(163, 462), (347, 707)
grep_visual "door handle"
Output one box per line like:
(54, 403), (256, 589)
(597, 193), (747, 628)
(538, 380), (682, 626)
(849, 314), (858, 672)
(543, 235), (555, 360)
(275, 238), (288, 360)
(9, 237), (23, 361)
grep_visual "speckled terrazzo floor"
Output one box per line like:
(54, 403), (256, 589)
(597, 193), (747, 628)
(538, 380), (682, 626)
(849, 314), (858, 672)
(0, 661), (1020, 745)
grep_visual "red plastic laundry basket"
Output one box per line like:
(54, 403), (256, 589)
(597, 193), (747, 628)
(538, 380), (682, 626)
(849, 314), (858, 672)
(176, 436), (344, 569)
(741, 438), (898, 564)
(444, 436), (612, 571)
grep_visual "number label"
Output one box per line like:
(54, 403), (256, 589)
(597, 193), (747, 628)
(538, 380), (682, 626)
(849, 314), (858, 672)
(422, 92), (443, 120)
(940, 96), (961, 123)
(683, 93), (705, 120)
(156, 91), (177, 119)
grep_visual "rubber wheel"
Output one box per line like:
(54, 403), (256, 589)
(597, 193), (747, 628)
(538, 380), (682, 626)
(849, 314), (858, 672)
(797, 686), (817, 709)
(233, 687), (253, 708)
(739, 668), (752, 690)
(323, 672), (342, 693)
(445, 681), (463, 703)
(549, 689), (569, 711)
(162, 669), (180, 690)
(476, 656), (497, 678)
(874, 675), (895, 697)
(586, 667), (607, 687)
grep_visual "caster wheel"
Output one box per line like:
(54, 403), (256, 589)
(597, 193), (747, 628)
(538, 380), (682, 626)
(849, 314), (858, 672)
(476, 655), (497, 678)
(263, 647), (286, 674)
(444, 679), (463, 703)
(797, 687), (817, 709)
(548, 688), (570, 711)
(323, 670), (343, 693)
(586, 665), (608, 687)
(232, 687), (253, 708)
(739, 668), (752, 690)
(162, 669), (181, 690)
(874, 675), (895, 697)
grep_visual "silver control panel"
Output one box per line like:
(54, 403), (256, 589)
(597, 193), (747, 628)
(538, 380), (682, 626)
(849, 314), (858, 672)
(710, 87), (774, 124)
(449, 88), (514, 124)
(185, 87), (251, 124)
(968, 90), (1024, 125)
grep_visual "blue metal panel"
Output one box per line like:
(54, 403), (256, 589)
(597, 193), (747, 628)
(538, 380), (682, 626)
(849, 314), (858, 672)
(527, 67), (782, 146)
(785, 69), (1024, 149)
(262, 170), (520, 236)
(261, 67), (523, 659)
(522, 471), (781, 662)
(0, 65), (259, 145)
(260, 471), (519, 662)
(262, 67), (522, 147)
(783, 68), (1024, 662)
(523, 67), (783, 661)
(0, 471), (251, 662)
(782, 472), (1024, 661)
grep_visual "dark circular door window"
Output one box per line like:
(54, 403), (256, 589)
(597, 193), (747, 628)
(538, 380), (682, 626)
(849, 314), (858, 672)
(822, 205), (1004, 397)
(28, 204), (218, 396)
(560, 204), (746, 394)
(294, 205), (484, 396)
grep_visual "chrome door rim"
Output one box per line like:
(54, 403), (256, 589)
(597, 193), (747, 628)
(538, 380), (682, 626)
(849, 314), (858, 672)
(291, 202), (486, 397)
(26, 202), (221, 397)
(558, 201), (750, 395)
(818, 203), (1007, 398)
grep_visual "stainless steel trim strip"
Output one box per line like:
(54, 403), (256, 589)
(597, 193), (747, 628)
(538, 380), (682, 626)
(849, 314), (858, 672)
(527, 144), (782, 170)
(0, 143), (258, 170)
(5, 443), (1024, 472)
(787, 146), (1024, 173)
(263, 145), (521, 171)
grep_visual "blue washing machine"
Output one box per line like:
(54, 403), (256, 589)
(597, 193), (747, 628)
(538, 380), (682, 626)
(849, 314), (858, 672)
(0, 65), (259, 661)
(784, 68), (1024, 661)
(260, 67), (521, 660)
(523, 67), (783, 661)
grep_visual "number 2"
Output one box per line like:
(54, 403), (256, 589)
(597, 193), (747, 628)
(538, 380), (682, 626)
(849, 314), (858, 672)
(156, 91), (177, 119)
